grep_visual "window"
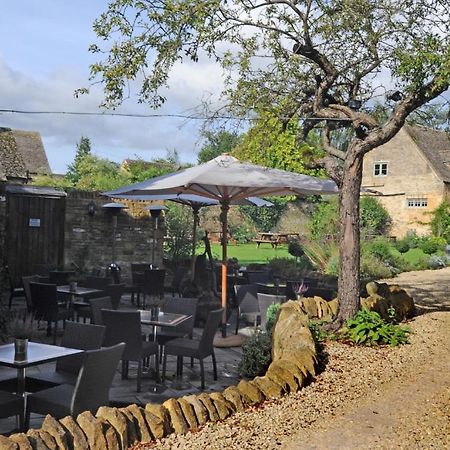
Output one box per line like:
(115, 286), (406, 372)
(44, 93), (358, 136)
(373, 162), (388, 176)
(407, 198), (428, 208)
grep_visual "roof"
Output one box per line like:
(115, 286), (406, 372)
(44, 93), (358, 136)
(0, 127), (51, 181)
(404, 124), (450, 182)
(5, 184), (66, 197)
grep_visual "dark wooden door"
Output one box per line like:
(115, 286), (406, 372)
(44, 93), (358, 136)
(6, 188), (66, 284)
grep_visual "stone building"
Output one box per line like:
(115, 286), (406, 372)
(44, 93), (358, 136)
(0, 127), (51, 183)
(362, 124), (450, 238)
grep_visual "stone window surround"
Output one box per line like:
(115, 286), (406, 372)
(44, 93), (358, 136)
(407, 197), (428, 208)
(373, 161), (389, 176)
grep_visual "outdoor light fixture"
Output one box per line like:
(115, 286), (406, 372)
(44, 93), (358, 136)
(102, 202), (127, 266)
(145, 204), (168, 265)
(348, 99), (362, 110)
(87, 201), (96, 216)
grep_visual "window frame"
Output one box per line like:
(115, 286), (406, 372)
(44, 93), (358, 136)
(373, 161), (389, 177)
(406, 198), (428, 208)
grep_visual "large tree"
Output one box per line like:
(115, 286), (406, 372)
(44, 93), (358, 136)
(85, 0), (450, 325)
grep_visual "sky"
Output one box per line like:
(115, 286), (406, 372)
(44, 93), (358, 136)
(0, 1), (224, 173)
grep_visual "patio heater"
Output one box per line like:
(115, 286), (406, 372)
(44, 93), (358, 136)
(145, 205), (167, 266)
(102, 202), (127, 282)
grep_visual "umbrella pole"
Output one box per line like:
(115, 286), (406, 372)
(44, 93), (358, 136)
(221, 202), (230, 337)
(190, 206), (200, 281)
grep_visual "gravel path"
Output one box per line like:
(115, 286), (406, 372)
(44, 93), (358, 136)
(139, 269), (450, 450)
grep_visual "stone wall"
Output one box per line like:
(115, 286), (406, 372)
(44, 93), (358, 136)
(64, 190), (164, 279)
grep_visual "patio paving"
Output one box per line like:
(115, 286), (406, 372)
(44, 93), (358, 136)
(0, 292), (247, 435)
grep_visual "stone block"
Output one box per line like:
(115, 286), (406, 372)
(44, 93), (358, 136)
(96, 417), (120, 450)
(236, 379), (265, 405)
(144, 403), (172, 436)
(124, 404), (152, 443)
(8, 433), (33, 450)
(96, 406), (129, 450)
(41, 416), (69, 450)
(177, 397), (198, 429)
(162, 398), (189, 435)
(222, 386), (245, 412)
(142, 410), (165, 440)
(197, 393), (220, 422)
(209, 392), (234, 420)
(182, 395), (209, 426)
(250, 376), (284, 399)
(117, 407), (139, 445)
(266, 361), (298, 392)
(271, 301), (316, 364)
(59, 416), (89, 450)
(0, 435), (18, 450)
(27, 429), (56, 450)
(274, 359), (306, 388)
(76, 411), (108, 450)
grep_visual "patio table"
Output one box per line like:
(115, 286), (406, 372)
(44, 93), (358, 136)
(57, 285), (103, 307)
(0, 342), (83, 396)
(139, 310), (191, 392)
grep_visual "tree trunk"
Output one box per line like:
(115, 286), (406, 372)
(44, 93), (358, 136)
(334, 148), (364, 327)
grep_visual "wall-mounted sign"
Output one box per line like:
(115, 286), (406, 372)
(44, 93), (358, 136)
(29, 218), (41, 228)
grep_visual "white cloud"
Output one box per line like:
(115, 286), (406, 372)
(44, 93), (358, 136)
(0, 54), (225, 174)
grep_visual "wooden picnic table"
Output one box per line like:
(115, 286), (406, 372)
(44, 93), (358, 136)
(253, 232), (300, 248)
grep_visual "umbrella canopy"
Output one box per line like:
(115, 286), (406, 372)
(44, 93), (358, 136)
(105, 154), (337, 200)
(104, 154), (337, 337)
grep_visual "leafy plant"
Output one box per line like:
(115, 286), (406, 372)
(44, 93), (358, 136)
(360, 196), (391, 237)
(430, 201), (450, 242)
(238, 330), (272, 378)
(287, 240), (304, 259)
(7, 314), (34, 340)
(428, 255), (447, 269)
(418, 236), (446, 255)
(344, 309), (410, 347)
(266, 302), (280, 333)
(308, 320), (331, 343)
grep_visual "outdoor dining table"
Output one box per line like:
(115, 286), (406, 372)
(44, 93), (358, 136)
(139, 310), (192, 392)
(57, 285), (103, 307)
(0, 342), (83, 396)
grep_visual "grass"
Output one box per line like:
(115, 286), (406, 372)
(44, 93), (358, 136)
(198, 242), (294, 265)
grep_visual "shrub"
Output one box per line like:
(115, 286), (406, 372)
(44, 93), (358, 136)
(325, 255), (339, 276)
(394, 239), (410, 254)
(360, 196), (391, 236)
(419, 236), (446, 255)
(360, 253), (393, 279)
(309, 198), (339, 242)
(366, 238), (392, 260)
(430, 201), (450, 242)
(344, 309), (410, 347)
(238, 331), (272, 378)
(267, 257), (313, 280)
(266, 302), (280, 333)
(428, 255), (447, 269)
(287, 240), (304, 259)
(228, 223), (256, 244)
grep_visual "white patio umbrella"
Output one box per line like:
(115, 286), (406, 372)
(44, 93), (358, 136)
(109, 193), (273, 281)
(104, 154), (338, 337)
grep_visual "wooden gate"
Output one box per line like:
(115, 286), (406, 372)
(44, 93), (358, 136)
(6, 185), (66, 284)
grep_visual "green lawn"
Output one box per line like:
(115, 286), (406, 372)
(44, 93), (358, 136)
(199, 242), (294, 265)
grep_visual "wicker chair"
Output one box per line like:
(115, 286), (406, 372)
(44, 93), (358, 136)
(162, 308), (222, 390)
(25, 343), (125, 428)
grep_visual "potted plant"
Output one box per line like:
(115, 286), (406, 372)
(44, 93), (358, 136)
(292, 281), (309, 299)
(8, 314), (34, 359)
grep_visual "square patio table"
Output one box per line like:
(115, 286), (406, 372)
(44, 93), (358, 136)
(0, 342), (83, 396)
(57, 285), (103, 307)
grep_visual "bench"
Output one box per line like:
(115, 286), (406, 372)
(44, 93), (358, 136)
(253, 238), (281, 248)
